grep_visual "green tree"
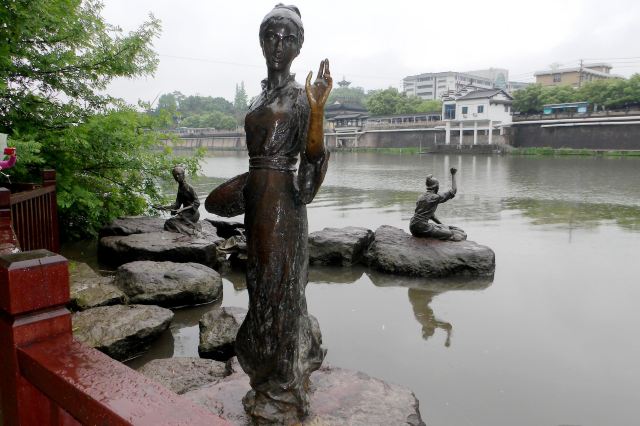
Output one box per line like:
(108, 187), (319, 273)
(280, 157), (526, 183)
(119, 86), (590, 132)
(1, 0), (201, 239)
(512, 84), (546, 113)
(365, 88), (405, 115)
(327, 86), (367, 106)
(234, 82), (248, 113)
(0, 0), (160, 132)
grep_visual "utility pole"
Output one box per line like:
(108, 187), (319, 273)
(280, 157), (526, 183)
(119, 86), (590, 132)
(578, 59), (584, 88)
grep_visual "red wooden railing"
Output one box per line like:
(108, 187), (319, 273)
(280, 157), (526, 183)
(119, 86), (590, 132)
(0, 170), (60, 253)
(0, 250), (230, 426)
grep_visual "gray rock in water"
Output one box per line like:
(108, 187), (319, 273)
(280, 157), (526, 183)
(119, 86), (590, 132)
(69, 261), (125, 310)
(98, 230), (225, 268)
(365, 225), (495, 277)
(184, 358), (425, 426)
(99, 216), (166, 238)
(309, 226), (374, 266)
(72, 304), (174, 361)
(137, 357), (230, 395)
(199, 307), (247, 361)
(206, 218), (245, 239)
(115, 261), (222, 308)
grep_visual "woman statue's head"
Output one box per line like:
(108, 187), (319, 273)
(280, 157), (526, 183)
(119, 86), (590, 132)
(259, 4), (304, 71)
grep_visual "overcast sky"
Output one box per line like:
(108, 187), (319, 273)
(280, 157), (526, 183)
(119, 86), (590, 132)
(102, 0), (640, 105)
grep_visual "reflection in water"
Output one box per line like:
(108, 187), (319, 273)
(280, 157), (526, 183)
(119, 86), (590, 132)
(409, 289), (452, 347)
(504, 197), (640, 231)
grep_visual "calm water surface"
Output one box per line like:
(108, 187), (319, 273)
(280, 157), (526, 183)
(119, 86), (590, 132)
(99, 152), (639, 426)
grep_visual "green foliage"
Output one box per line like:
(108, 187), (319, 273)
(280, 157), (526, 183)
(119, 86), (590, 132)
(513, 75), (640, 113)
(327, 86), (367, 106)
(153, 90), (240, 129)
(365, 88), (441, 115)
(180, 111), (237, 129)
(10, 110), (201, 240)
(0, 0), (203, 240)
(0, 0), (161, 133)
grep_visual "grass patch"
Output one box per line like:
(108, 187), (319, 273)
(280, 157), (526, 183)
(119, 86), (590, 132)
(331, 147), (423, 155)
(510, 147), (640, 157)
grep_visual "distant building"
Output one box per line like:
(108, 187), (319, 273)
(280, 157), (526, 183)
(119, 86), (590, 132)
(441, 88), (513, 145)
(506, 81), (531, 92)
(534, 63), (623, 87)
(403, 71), (495, 100)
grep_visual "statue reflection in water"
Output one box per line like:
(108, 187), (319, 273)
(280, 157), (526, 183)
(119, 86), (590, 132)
(408, 289), (453, 347)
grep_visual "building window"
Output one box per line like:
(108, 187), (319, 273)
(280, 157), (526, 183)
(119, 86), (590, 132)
(461, 106), (468, 114)
(553, 73), (561, 82)
(477, 105), (484, 114)
(444, 104), (456, 119)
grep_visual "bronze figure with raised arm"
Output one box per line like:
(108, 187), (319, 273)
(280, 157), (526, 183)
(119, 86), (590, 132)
(410, 167), (467, 241)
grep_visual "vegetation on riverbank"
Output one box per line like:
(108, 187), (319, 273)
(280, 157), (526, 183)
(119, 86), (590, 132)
(509, 147), (640, 157)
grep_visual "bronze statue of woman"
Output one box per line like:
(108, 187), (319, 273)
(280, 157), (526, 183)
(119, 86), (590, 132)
(231, 4), (332, 424)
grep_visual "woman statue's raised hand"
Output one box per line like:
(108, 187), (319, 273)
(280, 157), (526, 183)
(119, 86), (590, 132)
(304, 58), (332, 160)
(305, 58), (332, 111)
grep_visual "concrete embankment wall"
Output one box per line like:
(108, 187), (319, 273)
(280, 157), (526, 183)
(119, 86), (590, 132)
(167, 135), (247, 150)
(325, 130), (446, 149)
(511, 122), (640, 150)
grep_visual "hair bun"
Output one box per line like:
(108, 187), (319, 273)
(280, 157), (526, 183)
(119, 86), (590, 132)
(274, 3), (301, 18)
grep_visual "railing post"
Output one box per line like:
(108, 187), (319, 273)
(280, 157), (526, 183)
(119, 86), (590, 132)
(0, 250), (70, 425)
(42, 170), (60, 253)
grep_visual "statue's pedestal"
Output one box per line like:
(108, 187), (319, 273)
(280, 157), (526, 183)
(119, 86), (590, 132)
(183, 359), (425, 426)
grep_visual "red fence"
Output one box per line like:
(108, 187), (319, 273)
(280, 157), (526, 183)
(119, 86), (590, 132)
(0, 250), (230, 426)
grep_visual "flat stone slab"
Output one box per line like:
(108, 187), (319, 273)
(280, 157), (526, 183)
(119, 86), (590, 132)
(206, 218), (245, 239)
(98, 230), (225, 268)
(138, 357), (230, 395)
(199, 307), (247, 361)
(309, 226), (374, 266)
(69, 261), (125, 310)
(99, 216), (166, 238)
(365, 225), (495, 277)
(72, 304), (174, 361)
(115, 261), (222, 308)
(184, 359), (425, 425)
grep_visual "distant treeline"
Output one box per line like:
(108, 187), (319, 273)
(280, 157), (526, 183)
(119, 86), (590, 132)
(153, 84), (443, 129)
(513, 74), (640, 114)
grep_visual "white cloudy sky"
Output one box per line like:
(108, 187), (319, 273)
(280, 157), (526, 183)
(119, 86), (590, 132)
(102, 0), (640, 105)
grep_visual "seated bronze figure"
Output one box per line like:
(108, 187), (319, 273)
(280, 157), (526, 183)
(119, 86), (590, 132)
(155, 165), (201, 235)
(410, 167), (467, 241)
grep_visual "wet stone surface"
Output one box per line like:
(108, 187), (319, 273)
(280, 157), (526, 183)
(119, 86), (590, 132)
(72, 304), (174, 361)
(199, 307), (247, 361)
(184, 358), (426, 426)
(365, 225), (495, 277)
(114, 261), (222, 308)
(138, 357), (230, 395)
(69, 261), (125, 311)
(308, 226), (375, 266)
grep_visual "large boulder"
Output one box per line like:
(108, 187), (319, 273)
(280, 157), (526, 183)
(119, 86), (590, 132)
(99, 216), (165, 238)
(138, 357), (230, 395)
(206, 218), (245, 239)
(198, 307), (247, 361)
(69, 261), (125, 310)
(365, 225), (495, 277)
(72, 304), (174, 361)
(114, 261), (222, 308)
(184, 359), (425, 426)
(98, 230), (225, 268)
(308, 227), (374, 266)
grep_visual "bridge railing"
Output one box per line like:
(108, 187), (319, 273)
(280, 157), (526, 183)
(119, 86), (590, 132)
(0, 169), (59, 253)
(0, 250), (230, 426)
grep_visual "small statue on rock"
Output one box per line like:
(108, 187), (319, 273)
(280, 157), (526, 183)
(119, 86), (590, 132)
(409, 167), (466, 241)
(154, 165), (201, 236)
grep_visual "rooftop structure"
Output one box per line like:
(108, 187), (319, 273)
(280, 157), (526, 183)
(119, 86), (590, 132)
(534, 63), (623, 87)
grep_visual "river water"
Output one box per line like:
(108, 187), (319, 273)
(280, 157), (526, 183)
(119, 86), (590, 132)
(87, 152), (639, 426)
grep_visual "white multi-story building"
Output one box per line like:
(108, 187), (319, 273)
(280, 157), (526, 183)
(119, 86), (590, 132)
(441, 88), (513, 145)
(403, 71), (495, 100)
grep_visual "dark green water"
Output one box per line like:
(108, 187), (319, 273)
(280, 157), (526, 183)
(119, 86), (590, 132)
(69, 152), (640, 426)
